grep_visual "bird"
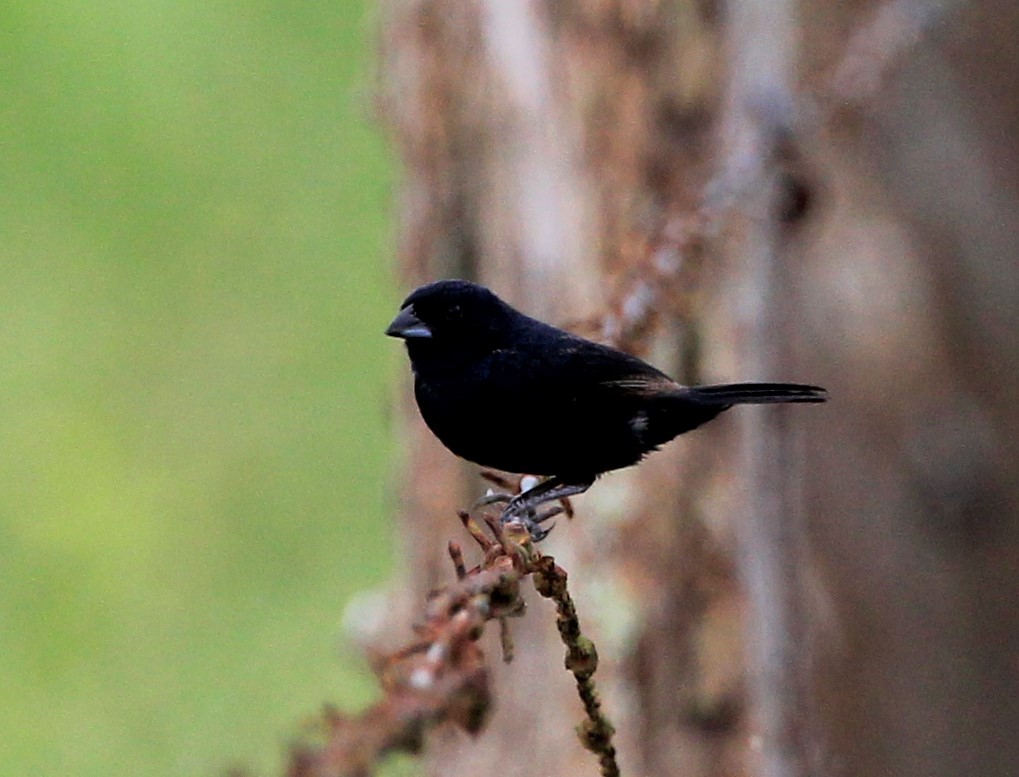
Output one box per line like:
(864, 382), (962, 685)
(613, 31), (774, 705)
(386, 279), (826, 537)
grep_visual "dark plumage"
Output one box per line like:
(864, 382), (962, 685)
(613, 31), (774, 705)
(386, 279), (826, 528)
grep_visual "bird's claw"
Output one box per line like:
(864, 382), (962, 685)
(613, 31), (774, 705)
(501, 512), (556, 542)
(474, 491), (562, 542)
(526, 520), (555, 542)
(499, 502), (562, 543)
(474, 492), (511, 509)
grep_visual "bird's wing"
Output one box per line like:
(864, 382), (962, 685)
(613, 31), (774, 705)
(598, 373), (681, 396)
(495, 325), (681, 400)
(561, 335), (679, 393)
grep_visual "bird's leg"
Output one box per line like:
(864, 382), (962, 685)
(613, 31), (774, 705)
(472, 491), (545, 540)
(502, 477), (593, 525)
(501, 478), (592, 541)
(473, 477), (591, 542)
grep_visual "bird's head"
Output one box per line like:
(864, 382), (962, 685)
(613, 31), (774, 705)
(385, 279), (516, 372)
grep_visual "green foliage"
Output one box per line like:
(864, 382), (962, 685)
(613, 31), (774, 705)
(0, 1), (395, 774)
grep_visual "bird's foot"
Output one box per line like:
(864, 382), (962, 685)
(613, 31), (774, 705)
(473, 491), (561, 542)
(506, 505), (563, 542)
(474, 474), (592, 543)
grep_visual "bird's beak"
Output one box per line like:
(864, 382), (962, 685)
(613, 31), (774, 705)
(385, 306), (432, 339)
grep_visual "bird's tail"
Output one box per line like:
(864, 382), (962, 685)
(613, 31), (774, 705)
(652, 382), (826, 440)
(685, 382), (828, 406)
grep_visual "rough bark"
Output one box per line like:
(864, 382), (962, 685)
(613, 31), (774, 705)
(376, 2), (1019, 776)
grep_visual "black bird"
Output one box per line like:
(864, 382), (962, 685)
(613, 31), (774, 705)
(386, 279), (826, 533)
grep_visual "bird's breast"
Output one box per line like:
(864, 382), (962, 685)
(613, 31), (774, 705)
(412, 366), (667, 478)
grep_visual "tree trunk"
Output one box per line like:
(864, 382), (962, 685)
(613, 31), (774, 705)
(377, 1), (1019, 776)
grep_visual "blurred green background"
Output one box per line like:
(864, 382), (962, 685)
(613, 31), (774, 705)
(0, 1), (395, 775)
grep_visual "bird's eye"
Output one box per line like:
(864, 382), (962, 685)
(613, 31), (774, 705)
(446, 304), (462, 321)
